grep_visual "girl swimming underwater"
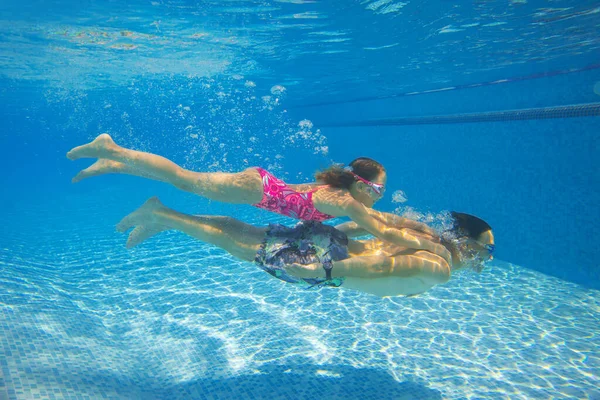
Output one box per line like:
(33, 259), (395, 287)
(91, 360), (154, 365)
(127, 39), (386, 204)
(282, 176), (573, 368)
(68, 133), (450, 262)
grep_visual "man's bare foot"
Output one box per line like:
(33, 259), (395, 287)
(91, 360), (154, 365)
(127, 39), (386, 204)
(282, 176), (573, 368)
(72, 159), (125, 183)
(117, 196), (165, 232)
(66, 133), (119, 161)
(117, 197), (168, 248)
(125, 225), (167, 249)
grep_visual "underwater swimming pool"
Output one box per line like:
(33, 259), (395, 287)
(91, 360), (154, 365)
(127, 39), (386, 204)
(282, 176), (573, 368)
(1, 0), (599, 399)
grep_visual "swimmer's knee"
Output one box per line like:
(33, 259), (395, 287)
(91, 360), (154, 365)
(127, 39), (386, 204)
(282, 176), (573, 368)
(173, 169), (200, 192)
(217, 216), (238, 225)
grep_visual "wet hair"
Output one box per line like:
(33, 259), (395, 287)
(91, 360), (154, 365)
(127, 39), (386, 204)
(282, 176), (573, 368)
(440, 212), (493, 273)
(450, 212), (492, 240)
(314, 157), (385, 189)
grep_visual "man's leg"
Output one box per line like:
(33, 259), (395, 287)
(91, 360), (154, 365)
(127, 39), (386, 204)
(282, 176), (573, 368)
(117, 197), (266, 261)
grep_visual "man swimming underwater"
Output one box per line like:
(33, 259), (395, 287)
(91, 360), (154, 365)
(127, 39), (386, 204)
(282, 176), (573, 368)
(116, 197), (495, 297)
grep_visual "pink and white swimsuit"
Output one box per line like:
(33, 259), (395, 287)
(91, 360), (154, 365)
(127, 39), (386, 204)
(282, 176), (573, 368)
(253, 168), (334, 222)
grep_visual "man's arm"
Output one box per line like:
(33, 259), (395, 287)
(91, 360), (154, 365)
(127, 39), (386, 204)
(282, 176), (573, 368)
(288, 253), (450, 284)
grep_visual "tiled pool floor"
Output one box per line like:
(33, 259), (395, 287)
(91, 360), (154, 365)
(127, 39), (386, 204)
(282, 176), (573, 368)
(1, 197), (599, 399)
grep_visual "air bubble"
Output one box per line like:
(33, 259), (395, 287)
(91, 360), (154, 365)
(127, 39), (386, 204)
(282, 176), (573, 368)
(392, 190), (407, 203)
(270, 85), (286, 95)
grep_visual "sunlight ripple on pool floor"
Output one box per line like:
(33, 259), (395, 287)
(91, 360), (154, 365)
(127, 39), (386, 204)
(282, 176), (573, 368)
(1, 212), (599, 399)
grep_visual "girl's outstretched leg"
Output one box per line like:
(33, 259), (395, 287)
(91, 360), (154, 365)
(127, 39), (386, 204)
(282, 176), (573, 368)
(67, 133), (264, 204)
(71, 159), (153, 183)
(117, 197), (266, 261)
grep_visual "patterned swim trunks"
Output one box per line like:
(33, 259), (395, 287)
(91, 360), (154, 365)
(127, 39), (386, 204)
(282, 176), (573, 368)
(255, 221), (348, 288)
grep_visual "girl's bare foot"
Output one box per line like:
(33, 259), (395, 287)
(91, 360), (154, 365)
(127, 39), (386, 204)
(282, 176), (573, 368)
(71, 159), (125, 183)
(66, 133), (118, 160)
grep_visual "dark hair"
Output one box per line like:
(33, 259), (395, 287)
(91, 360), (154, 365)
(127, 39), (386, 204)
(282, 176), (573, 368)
(315, 157), (385, 189)
(443, 212), (493, 273)
(450, 212), (492, 240)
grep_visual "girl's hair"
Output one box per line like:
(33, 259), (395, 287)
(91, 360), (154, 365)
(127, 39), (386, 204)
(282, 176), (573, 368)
(315, 157), (385, 189)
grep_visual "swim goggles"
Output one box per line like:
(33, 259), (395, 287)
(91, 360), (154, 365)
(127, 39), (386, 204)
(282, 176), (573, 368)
(349, 172), (385, 196)
(472, 240), (495, 255)
(472, 240), (495, 260)
(483, 243), (495, 255)
(459, 238), (495, 262)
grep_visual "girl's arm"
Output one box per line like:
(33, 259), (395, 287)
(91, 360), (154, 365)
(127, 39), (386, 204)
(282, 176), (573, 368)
(364, 208), (438, 238)
(345, 201), (452, 264)
(335, 211), (439, 239)
(334, 221), (369, 238)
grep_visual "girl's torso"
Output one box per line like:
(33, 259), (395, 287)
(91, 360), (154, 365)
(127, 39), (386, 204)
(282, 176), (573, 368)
(253, 167), (350, 221)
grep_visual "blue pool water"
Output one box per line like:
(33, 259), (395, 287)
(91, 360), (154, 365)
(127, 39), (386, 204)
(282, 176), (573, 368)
(1, 0), (599, 399)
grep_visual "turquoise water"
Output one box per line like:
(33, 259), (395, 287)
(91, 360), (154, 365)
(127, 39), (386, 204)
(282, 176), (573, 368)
(2, 192), (599, 399)
(1, 0), (600, 399)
